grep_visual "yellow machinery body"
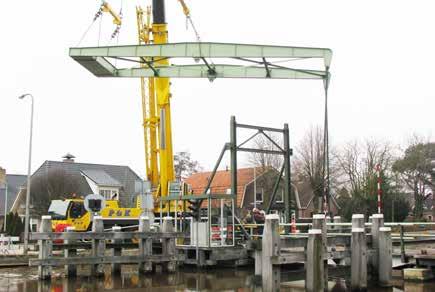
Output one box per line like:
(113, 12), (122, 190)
(49, 199), (143, 232)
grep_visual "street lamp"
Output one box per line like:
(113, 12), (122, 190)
(19, 93), (34, 255)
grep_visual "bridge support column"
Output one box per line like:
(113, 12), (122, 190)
(306, 229), (324, 292)
(370, 214), (384, 277)
(163, 217), (177, 272)
(312, 214), (328, 289)
(91, 216), (105, 277)
(254, 250), (262, 280)
(64, 226), (76, 277)
(262, 214), (280, 292)
(139, 216), (153, 273)
(111, 226), (122, 275)
(38, 216), (52, 280)
(351, 225), (367, 291)
(378, 227), (392, 287)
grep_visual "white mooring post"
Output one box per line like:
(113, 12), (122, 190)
(91, 216), (105, 277)
(378, 227), (392, 287)
(162, 217), (176, 272)
(111, 226), (122, 275)
(139, 216), (152, 273)
(370, 213), (384, 277)
(38, 215), (52, 280)
(306, 229), (324, 292)
(64, 226), (76, 277)
(262, 214), (280, 292)
(312, 214), (328, 289)
(351, 226), (367, 291)
(352, 214), (365, 230)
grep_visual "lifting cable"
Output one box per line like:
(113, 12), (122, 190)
(76, 3), (104, 46)
(178, 0), (214, 67)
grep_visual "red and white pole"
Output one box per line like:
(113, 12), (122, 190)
(376, 164), (382, 214)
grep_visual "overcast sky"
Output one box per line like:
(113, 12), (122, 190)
(1, 0), (434, 178)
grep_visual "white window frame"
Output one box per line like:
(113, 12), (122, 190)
(255, 188), (264, 203)
(99, 188), (119, 200)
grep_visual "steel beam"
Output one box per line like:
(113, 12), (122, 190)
(70, 42), (332, 66)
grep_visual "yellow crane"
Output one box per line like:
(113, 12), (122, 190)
(136, 0), (197, 212)
(92, 0), (196, 213)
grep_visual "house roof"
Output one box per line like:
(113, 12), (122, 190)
(185, 167), (257, 207)
(81, 169), (122, 187)
(11, 160), (143, 211)
(0, 174), (26, 216)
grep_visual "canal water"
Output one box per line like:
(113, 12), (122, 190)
(0, 266), (434, 291)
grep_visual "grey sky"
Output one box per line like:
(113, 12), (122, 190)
(1, 0), (434, 178)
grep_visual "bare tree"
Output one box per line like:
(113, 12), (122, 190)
(334, 139), (397, 218)
(174, 151), (203, 180)
(247, 132), (284, 172)
(30, 169), (82, 216)
(293, 126), (327, 213)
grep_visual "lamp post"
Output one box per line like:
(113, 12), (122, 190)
(3, 180), (7, 232)
(19, 93), (34, 255)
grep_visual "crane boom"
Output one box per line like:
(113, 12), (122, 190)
(152, 0), (175, 204)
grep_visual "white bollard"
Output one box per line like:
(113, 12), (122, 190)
(351, 227), (367, 291)
(262, 214), (280, 292)
(306, 229), (324, 292)
(139, 216), (152, 273)
(378, 227), (392, 287)
(38, 216), (52, 280)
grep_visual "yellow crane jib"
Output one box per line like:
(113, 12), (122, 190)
(177, 0), (190, 17)
(101, 1), (122, 26)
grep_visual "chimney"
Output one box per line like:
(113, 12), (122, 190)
(0, 167), (5, 186)
(62, 153), (76, 162)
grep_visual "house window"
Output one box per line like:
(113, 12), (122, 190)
(99, 189), (119, 200)
(276, 189), (284, 203)
(255, 188), (263, 203)
(226, 188), (231, 194)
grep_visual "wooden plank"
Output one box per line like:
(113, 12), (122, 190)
(30, 231), (187, 240)
(271, 252), (305, 265)
(29, 254), (185, 267)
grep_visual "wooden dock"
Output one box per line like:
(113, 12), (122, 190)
(29, 216), (186, 279)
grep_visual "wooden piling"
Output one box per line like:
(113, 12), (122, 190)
(111, 226), (122, 275)
(351, 227), (367, 291)
(162, 217), (176, 272)
(254, 250), (262, 279)
(38, 216), (52, 280)
(378, 227), (392, 287)
(306, 229), (324, 292)
(262, 214), (280, 292)
(64, 226), (76, 277)
(312, 214), (328, 289)
(91, 216), (105, 277)
(370, 214), (384, 277)
(138, 216), (152, 273)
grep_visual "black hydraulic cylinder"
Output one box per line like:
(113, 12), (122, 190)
(153, 0), (166, 24)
